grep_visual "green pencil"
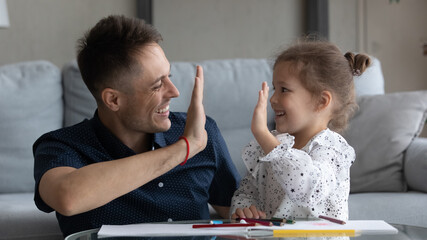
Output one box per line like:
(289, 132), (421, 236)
(270, 217), (295, 224)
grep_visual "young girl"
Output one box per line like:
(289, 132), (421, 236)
(230, 40), (371, 221)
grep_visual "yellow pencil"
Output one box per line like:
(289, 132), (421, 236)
(273, 229), (358, 237)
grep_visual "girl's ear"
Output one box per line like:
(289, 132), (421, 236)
(317, 90), (332, 111)
(101, 88), (121, 112)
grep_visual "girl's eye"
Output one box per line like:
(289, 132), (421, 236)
(281, 87), (289, 93)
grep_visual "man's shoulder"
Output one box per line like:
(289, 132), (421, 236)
(34, 119), (93, 148)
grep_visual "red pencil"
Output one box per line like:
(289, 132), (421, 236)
(318, 215), (346, 225)
(192, 223), (256, 228)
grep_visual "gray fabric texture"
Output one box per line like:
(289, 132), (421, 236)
(349, 191), (427, 228)
(344, 91), (427, 193)
(404, 137), (427, 192)
(0, 61), (63, 193)
(0, 193), (62, 240)
(63, 60), (97, 127)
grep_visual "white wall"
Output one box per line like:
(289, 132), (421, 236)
(153, 0), (304, 62)
(0, 0), (137, 68)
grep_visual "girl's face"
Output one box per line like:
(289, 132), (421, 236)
(270, 61), (320, 138)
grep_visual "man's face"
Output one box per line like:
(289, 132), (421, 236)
(117, 43), (180, 134)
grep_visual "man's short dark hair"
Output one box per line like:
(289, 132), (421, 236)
(77, 15), (163, 102)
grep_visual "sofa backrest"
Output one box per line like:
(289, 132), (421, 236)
(0, 56), (385, 193)
(0, 61), (63, 193)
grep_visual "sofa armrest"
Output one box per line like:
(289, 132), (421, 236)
(404, 137), (427, 192)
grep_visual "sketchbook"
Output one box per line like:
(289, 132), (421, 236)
(97, 220), (398, 238)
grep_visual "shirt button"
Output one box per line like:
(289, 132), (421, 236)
(168, 218), (173, 222)
(158, 182), (164, 188)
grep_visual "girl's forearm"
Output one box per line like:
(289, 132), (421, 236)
(253, 130), (280, 155)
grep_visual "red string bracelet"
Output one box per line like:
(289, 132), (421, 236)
(179, 136), (190, 165)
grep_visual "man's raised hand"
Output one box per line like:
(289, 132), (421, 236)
(183, 65), (207, 157)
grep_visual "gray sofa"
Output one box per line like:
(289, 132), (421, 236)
(0, 58), (426, 240)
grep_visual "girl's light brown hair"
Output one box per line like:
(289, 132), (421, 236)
(274, 39), (371, 133)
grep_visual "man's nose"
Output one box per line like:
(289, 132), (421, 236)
(164, 77), (180, 98)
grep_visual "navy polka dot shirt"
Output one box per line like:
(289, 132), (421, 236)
(33, 111), (240, 237)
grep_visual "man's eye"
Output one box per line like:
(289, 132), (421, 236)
(154, 83), (163, 90)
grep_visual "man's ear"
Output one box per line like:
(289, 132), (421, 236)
(101, 88), (121, 112)
(317, 90), (332, 111)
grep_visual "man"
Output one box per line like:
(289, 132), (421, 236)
(33, 15), (240, 237)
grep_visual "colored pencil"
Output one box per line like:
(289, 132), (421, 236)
(273, 229), (356, 237)
(270, 217), (296, 224)
(192, 223), (256, 228)
(318, 215), (346, 225)
(236, 218), (272, 226)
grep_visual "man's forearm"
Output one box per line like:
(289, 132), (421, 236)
(39, 139), (189, 216)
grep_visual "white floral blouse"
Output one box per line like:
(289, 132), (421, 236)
(230, 128), (355, 221)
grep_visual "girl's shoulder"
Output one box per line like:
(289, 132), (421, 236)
(306, 128), (353, 153)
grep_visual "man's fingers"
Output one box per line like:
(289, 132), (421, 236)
(192, 65), (204, 103)
(196, 65), (204, 81)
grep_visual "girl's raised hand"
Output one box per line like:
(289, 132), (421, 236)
(251, 82), (280, 154)
(251, 82), (270, 137)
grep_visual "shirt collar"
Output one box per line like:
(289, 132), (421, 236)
(91, 110), (168, 157)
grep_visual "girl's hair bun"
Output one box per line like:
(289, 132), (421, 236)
(344, 52), (371, 76)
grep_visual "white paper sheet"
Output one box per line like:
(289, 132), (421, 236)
(98, 223), (250, 238)
(98, 220), (398, 238)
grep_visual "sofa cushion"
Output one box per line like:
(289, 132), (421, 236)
(404, 137), (427, 192)
(62, 60), (97, 127)
(0, 61), (63, 193)
(0, 193), (62, 240)
(344, 91), (427, 193)
(349, 191), (427, 228)
(169, 59), (275, 129)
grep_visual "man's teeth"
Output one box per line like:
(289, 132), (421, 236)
(276, 112), (285, 116)
(156, 105), (169, 113)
